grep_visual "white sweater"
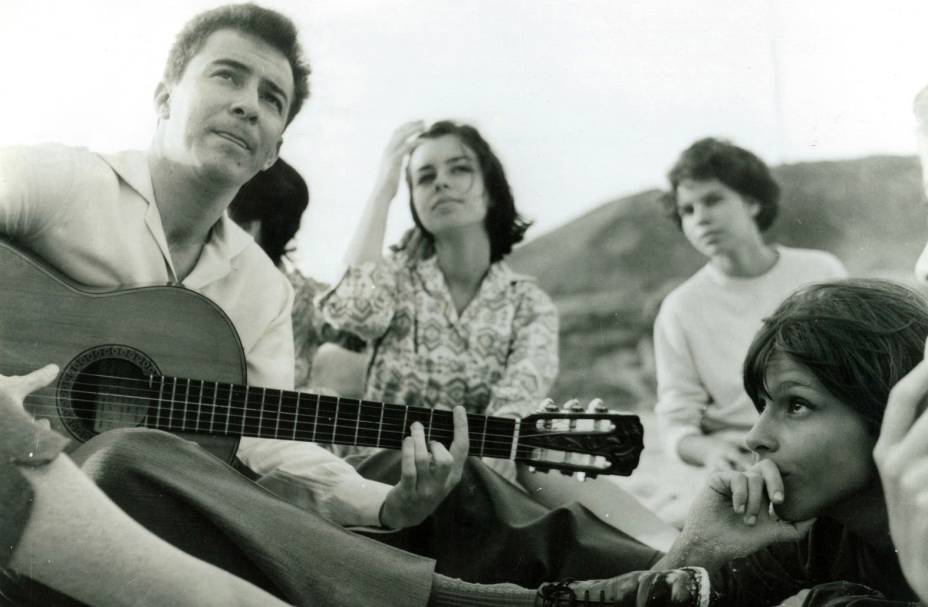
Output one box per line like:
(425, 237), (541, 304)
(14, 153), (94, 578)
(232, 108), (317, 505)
(653, 245), (847, 460)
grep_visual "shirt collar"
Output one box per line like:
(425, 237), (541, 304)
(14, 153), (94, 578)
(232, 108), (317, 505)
(99, 150), (256, 286)
(415, 255), (533, 296)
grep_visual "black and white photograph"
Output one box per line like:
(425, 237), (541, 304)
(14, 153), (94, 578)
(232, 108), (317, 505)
(3, 1), (928, 605)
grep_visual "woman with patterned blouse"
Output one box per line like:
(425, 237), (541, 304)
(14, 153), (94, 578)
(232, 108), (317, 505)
(317, 121), (559, 478)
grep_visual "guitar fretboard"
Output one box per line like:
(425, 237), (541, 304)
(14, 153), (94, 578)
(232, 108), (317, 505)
(141, 375), (520, 459)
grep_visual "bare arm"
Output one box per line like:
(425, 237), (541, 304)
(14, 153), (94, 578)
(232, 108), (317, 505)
(874, 342), (928, 603)
(343, 121), (425, 266)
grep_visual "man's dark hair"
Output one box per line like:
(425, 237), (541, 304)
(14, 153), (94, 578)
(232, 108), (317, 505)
(164, 3), (310, 124)
(404, 120), (531, 263)
(660, 137), (780, 231)
(229, 158), (308, 265)
(743, 279), (928, 436)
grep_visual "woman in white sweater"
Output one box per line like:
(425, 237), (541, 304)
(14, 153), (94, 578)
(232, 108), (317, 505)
(653, 138), (847, 474)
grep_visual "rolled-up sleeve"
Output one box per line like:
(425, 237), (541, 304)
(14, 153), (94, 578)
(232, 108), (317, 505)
(316, 256), (406, 344)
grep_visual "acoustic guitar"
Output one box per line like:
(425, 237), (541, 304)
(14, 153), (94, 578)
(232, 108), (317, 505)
(0, 240), (643, 477)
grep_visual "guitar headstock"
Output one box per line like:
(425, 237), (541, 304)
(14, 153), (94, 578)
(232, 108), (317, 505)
(516, 399), (643, 478)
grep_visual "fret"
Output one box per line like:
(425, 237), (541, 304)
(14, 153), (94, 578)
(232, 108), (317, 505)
(332, 396), (340, 440)
(273, 390), (283, 439)
(310, 393), (319, 443)
(426, 408), (434, 443)
(425, 409), (454, 449)
(376, 402), (385, 448)
(167, 376), (178, 430)
(182, 378), (191, 432)
(292, 392), (300, 441)
(256, 387), (266, 438)
(380, 403), (409, 450)
(482, 417), (516, 459)
(356, 400), (383, 448)
(237, 384), (256, 437)
(404, 407), (433, 446)
(239, 384), (247, 436)
(316, 395), (338, 443)
(198, 381), (220, 435)
(156, 375), (165, 429)
(478, 415), (488, 457)
(353, 399), (361, 446)
(180, 377), (194, 432)
(200, 381), (211, 433)
(334, 398), (361, 446)
(221, 381), (229, 434)
(402, 406), (409, 438)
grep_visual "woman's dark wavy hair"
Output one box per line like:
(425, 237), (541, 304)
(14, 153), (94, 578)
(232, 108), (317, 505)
(163, 3), (311, 124)
(660, 137), (780, 232)
(228, 158), (308, 266)
(403, 121), (532, 263)
(743, 279), (928, 436)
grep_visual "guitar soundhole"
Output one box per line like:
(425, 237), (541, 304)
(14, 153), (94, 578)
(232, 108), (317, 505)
(71, 359), (150, 432)
(58, 346), (160, 442)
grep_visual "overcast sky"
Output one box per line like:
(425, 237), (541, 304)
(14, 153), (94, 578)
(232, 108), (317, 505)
(2, 0), (927, 281)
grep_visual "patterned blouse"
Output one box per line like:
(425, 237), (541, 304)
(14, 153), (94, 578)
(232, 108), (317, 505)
(316, 251), (559, 419)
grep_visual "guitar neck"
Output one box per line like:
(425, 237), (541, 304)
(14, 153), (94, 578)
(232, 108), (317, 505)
(141, 375), (520, 459)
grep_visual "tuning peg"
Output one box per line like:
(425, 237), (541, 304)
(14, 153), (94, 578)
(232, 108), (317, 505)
(528, 465), (536, 474)
(561, 398), (583, 413)
(586, 398), (607, 413)
(574, 471), (587, 482)
(537, 398), (558, 413)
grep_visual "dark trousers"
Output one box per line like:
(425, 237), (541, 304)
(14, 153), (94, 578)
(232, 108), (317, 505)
(356, 451), (661, 586)
(13, 429), (435, 607)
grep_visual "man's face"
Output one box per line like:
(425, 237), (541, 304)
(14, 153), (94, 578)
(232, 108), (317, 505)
(745, 353), (878, 522)
(155, 29), (294, 185)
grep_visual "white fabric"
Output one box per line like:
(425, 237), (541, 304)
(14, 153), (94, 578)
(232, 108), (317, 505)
(0, 143), (389, 527)
(653, 245), (848, 460)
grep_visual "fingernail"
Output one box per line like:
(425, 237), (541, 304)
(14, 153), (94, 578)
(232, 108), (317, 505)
(745, 516), (756, 526)
(734, 504), (744, 514)
(773, 491), (784, 503)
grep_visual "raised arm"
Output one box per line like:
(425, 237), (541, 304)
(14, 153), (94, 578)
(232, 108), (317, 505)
(343, 121), (425, 266)
(874, 340), (928, 604)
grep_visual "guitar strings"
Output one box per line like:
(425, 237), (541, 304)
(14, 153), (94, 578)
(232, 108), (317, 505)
(22, 395), (605, 446)
(17, 378), (618, 443)
(6, 366), (619, 421)
(23, 401), (609, 464)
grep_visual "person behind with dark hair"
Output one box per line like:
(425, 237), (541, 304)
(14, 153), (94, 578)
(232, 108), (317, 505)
(598, 279), (925, 605)
(227, 157), (349, 394)
(651, 138), (846, 520)
(228, 157), (309, 266)
(316, 120), (558, 484)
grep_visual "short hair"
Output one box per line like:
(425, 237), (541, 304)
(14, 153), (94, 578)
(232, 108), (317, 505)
(163, 3), (310, 124)
(228, 158), (308, 265)
(404, 121), (532, 263)
(743, 279), (928, 436)
(660, 137), (780, 232)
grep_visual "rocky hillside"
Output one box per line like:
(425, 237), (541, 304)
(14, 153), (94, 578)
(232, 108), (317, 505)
(508, 155), (927, 411)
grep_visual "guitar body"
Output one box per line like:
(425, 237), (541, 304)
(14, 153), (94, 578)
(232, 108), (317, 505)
(0, 240), (245, 462)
